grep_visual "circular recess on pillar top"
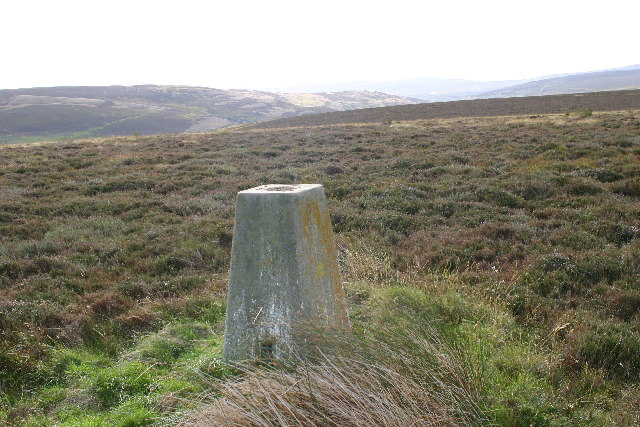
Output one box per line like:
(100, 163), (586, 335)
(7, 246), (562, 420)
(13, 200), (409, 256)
(241, 184), (321, 193)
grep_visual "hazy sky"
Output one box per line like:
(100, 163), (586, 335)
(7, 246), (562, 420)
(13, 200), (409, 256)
(2, 0), (639, 90)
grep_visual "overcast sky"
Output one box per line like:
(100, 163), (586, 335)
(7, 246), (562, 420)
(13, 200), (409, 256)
(2, 0), (639, 90)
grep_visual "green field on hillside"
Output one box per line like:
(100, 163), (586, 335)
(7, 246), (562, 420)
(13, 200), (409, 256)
(1, 109), (639, 425)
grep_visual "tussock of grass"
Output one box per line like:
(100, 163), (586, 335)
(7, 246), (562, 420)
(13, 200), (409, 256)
(175, 313), (484, 426)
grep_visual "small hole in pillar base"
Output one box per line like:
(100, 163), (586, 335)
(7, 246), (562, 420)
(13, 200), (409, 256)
(260, 340), (274, 361)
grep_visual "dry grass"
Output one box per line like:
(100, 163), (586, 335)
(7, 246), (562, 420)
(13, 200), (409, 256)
(173, 321), (484, 427)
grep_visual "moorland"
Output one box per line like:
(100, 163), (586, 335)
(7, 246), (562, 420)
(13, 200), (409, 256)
(0, 91), (639, 425)
(0, 85), (416, 145)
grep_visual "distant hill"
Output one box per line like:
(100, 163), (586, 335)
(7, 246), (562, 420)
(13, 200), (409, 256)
(0, 85), (417, 144)
(249, 89), (640, 129)
(272, 64), (640, 101)
(479, 69), (640, 98)
(273, 77), (525, 102)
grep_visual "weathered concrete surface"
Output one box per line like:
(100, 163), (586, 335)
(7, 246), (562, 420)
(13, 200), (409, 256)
(223, 184), (349, 361)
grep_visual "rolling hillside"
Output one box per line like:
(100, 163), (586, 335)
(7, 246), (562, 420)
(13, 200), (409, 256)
(0, 85), (417, 144)
(272, 65), (640, 101)
(249, 88), (640, 129)
(274, 77), (525, 101)
(3, 69), (638, 145)
(479, 68), (640, 98)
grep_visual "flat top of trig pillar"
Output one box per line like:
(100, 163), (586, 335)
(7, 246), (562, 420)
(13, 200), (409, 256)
(239, 184), (322, 194)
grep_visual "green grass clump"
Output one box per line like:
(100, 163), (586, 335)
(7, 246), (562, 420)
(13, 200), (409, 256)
(1, 319), (226, 426)
(571, 321), (640, 381)
(92, 361), (154, 407)
(136, 322), (211, 364)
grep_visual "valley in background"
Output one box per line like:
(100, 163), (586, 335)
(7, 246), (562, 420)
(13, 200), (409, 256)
(0, 85), (418, 145)
(2, 65), (639, 146)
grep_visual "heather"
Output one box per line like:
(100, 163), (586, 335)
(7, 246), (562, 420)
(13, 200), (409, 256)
(1, 109), (639, 425)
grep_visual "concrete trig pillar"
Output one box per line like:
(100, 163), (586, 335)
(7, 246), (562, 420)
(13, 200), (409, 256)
(223, 184), (350, 361)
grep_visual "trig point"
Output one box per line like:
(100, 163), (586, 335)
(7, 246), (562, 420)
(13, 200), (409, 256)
(223, 184), (350, 361)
